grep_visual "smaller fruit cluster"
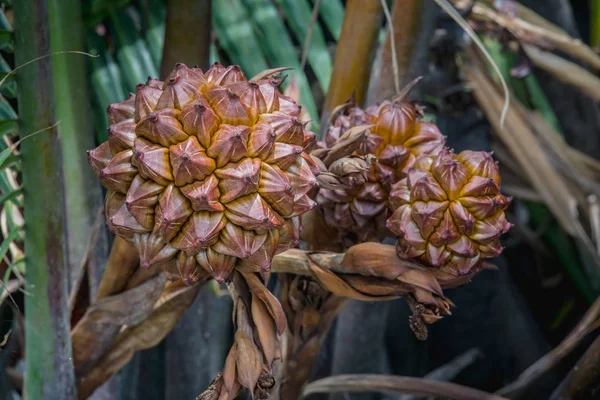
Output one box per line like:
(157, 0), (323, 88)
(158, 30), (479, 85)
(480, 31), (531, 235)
(314, 81), (512, 277)
(387, 149), (512, 277)
(316, 94), (445, 242)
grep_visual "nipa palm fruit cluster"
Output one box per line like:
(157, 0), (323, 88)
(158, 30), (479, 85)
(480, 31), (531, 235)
(316, 84), (445, 242)
(88, 63), (318, 284)
(387, 149), (512, 278)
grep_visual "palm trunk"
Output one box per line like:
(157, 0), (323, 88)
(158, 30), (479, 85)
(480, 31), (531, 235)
(13, 0), (76, 397)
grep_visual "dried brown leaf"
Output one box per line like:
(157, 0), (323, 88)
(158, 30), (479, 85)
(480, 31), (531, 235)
(322, 125), (374, 167)
(340, 275), (410, 297)
(498, 295), (600, 397)
(462, 51), (577, 235)
(469, 2), (600, 70)
(308, 260), (386, 301)
(77, 282), (201, 399)
(251, 293), (278, 364)
(71, 273), (166, 377)
(523, 45), (600, 101)
(242, 273), (286, 335)
(341, 242), (423, 280)
(222, 343), (239, 396)
(234, 331), (262, 391)
(550, 333), (600, 399)
(301, 374), (508, 399)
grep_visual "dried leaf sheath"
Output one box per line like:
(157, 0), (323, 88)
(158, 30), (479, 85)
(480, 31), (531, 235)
(198, 271), (284, 399)
(77, 281), (202, 399)
(279, 274), (346, 399)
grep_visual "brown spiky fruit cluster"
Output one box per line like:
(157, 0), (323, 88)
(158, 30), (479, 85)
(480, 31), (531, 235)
(316, 87), (445, 242)
(387, 149), (512, 278)
(88, 63), (318, 284)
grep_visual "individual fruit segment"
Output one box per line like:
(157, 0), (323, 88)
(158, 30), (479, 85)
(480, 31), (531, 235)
(169, 136), (216, 186)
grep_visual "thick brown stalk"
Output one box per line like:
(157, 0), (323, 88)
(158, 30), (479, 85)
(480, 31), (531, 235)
(272, 244), (456, 332)
(160, 0), (212, 78)
(367, 0), (437, 104)
(322, 0), (382, 118)
(95, 237), (139, 300)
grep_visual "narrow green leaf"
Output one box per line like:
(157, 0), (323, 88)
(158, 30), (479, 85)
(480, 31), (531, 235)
(592, 0), (600, 47)
(108, 8), (159, 92)
(241, 0), (318, 124)
(482, 37), (531, 107)
(0, 10), (13, 32)
(0, 171), (17, 195)
(523, 74), (562, 135)
(0, 95), (17, 120)
(0, 259), (25, 305)
(274, 0), (332, 91)
(209, 43), (221, 64)
(0, 119), (18, 136)
(87, 32), (127, 104)
(87, 31), (127, 142)
(0, 30), (13, 51)
(0, 153), (18, 170)
(213, 0), (270, 78)
(0, 187), (23, 206)
(0, 70), (17, 98)
(0, 143), (17, 167)
(318, 0), (344, 41)
(139, 0), (166, 69)
(0, 228), (21, 263)
(83, 0), (133, 26)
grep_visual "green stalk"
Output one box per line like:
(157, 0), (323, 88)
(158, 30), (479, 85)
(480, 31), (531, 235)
(49, 0), (104, 286)
(13, 0), (76, 398)
(591, 0), (600, 48)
